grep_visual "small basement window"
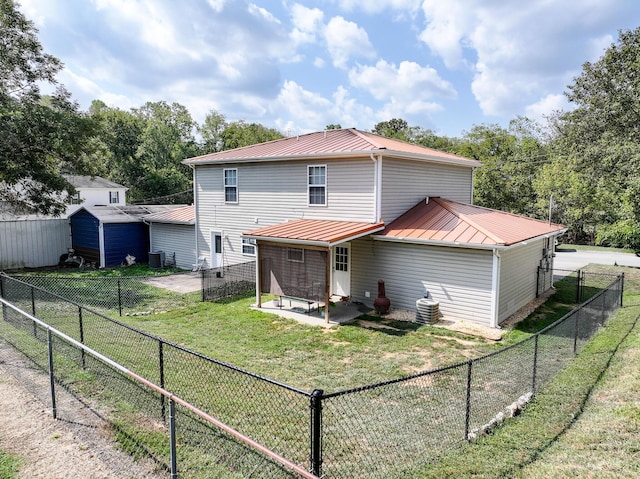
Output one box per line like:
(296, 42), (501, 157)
(242, 238), (256, 256)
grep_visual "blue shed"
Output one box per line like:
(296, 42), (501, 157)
(69, 205), (178, 267)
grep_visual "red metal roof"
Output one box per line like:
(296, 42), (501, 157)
(378, 198), (566, 247)
(243, 219), (385, 247)
(183, 128), (480, 168)
(143, 205), (195, 224)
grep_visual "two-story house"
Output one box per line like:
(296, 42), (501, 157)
(183, 128), (565, 327)
(63, 175), (128, 215)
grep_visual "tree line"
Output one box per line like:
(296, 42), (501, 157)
(2, 0), (639, 249)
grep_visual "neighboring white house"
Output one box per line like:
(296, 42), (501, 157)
(64, 175), (127, 215)
(183, 128), (566, 327)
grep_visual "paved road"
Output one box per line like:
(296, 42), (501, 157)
(554, 248), (640, 272)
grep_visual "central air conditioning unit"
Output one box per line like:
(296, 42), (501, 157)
(415, 297), (440, 324)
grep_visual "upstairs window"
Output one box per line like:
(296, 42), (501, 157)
(224, 168), (238, 203)
(68, 192), (81, 205)
(308, 165), (326, 206)
(109, 191), (119, 204)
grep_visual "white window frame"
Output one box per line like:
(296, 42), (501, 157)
(242, 237), (256, 256)
(287, 247), (304, 263)
(224, 168), (238, 204)
(69, 192), (81, 205)
(109, 191), (119, 204)
(307, 165), (326, 206)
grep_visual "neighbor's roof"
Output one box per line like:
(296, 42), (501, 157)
(63, 175), (127, 190)
(143, 205), (195, 225)
(183, 128), (480, 168)
(244, 219), (385, 247)
(73, 205), (185, 224)
(377, 198), (566, 248)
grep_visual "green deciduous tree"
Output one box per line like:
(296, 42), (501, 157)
(220, 120), (283, 150)
(0, 0), (99, 215)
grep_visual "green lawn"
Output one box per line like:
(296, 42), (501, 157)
(412, 264), (640, 478)
(0, 447), (20, 478)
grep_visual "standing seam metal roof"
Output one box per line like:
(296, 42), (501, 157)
(377, 198), (566, 246)
(183, 128), (480, 167)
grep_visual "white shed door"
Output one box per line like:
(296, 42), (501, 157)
(332, 244), (351, 297)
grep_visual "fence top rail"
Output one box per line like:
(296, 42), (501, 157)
(0, 273), (310, 397)
(326, 272), (623, 399)
(0, 296), (320, 479)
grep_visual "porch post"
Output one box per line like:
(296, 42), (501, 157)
(325, 247), (331, 323)
(256, 242), (262, 307)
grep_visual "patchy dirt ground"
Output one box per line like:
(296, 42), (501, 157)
(0, 346), (161, 479)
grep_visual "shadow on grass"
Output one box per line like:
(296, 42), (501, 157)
(350, 314), (424, 336)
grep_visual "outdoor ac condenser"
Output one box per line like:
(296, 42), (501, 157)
(415, 297), (439, 324)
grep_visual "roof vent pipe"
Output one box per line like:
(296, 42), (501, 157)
(425, 196), (429, 204)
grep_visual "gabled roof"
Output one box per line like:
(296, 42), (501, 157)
(143, 205), (195, 225)
(63, 175), (127, 190)
(377, 198), (566, 248)
(72, 205), (183, 224)
(243, 219), (385, 247)
(183, 128), (480, 168)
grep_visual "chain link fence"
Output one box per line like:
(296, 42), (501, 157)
(201, 261), (256, 302)
(0, 269), (624, 478)
(9, 271), (200, 317)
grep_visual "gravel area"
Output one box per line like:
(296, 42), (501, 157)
(0, 344), (162, 479)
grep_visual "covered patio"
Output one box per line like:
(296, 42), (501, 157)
(243, 218), (384, 323)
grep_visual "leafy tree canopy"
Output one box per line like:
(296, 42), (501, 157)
(0, 0), (98, 216)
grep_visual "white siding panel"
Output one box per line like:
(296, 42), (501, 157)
(381, 158), (473, 222)
(149, 224), (196, 270)
(351, 239), (494, 325)
(0, 219), (71, 269)
(498, 239), (544, 322)
(194, 159), (375, 266)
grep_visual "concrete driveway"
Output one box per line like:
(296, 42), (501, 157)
(554, 248), (640, 272)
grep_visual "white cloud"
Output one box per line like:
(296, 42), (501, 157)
(336, 0), (421, 15)
(313, 57), (326, 68)
(289, 4), (324, 45)
(525, 94), (569, 120)
(248, 3), (281, 24)
(419, 0), (633, 118)
(206, 0), (226, 13)
(325, 16), (376, 69)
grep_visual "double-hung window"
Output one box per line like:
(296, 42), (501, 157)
(242, 238), (256, 256)
(224, 168), (238, 203)
(109, 191), (119, 204)
(308, 165), (326, 206)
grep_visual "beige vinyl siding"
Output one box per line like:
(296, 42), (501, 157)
(149, 223), (196, 270)
(194, 158), (375, 266)
(498, 239), (545, 322)
(380, 158), (474, 222)
(351, 238), (494, 325)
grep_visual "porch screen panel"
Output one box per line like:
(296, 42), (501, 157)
(260, 244), (327, 302)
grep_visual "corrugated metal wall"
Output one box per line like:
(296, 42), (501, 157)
(149, 223), (196, 270)
(0, 219), (71, 269)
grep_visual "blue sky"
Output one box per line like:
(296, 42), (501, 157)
(19, 0), (640, 137)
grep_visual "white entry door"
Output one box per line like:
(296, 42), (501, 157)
(332, 244), (351, 297)
(210, 231), (223, 268)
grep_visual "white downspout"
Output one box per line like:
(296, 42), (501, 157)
(370, 153), (382, 223)
(490, 248), (501, 328)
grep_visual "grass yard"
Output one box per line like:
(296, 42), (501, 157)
(0, 448), (20, 479)
(412, 263), (640, 478)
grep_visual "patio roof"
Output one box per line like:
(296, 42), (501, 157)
(243, 218), (385, 247)
(376, 197), (566, 248)
(143, 205), (195, 225)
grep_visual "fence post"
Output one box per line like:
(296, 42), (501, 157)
(575, 270), (581, 304)
(532, 335), (539, 394)
(620, 273), (625, 308)
(47, 329), (57, 420)
(79, 307), (86, 369)
(536, 266), (541, 298)
(169, 398), (178, 479)
(573, 308), (580, 354)
(30, 286), (36, 316)
(0, 275), (5, 321)
(310, 389), (324, 477)
(159, 341), (166, 421)
(464, 360), (473, 440)
(117, 279), (122, 317)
